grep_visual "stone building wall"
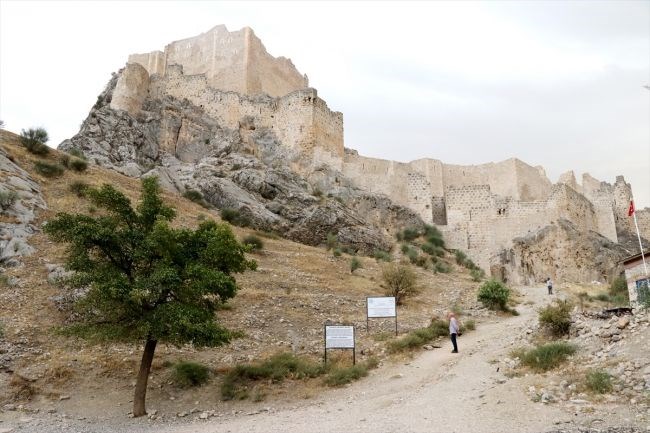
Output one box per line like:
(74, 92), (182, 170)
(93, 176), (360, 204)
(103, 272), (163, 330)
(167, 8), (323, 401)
(146, 65), (342, 166)
(128, 25), (307, 97)
(636, 208), (650, 241)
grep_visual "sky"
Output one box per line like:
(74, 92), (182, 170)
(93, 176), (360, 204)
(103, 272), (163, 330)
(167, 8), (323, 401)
(1, 0), (649, 207)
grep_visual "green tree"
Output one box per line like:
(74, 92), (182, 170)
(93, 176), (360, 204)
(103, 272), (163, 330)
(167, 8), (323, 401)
(44, 177), (256, 417)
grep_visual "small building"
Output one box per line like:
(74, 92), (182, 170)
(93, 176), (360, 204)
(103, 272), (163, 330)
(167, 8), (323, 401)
(621, 252), (650, 306)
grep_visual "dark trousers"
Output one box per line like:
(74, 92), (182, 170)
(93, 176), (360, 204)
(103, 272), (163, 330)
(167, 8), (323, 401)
(450, 333), (458, 352)
(548, 286), (552, 295)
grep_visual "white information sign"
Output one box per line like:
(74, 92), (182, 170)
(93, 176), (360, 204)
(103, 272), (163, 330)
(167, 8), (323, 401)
(367, 296), (396, 318)
(325, 325), (355, 349)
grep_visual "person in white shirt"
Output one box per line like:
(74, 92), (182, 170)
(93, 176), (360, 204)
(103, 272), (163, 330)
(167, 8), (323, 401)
(448, 312), (459, 353)
(546, 277), (553, 295)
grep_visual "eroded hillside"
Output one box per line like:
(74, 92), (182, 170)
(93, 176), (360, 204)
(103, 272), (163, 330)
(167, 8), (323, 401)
(0, 129), (484, 422)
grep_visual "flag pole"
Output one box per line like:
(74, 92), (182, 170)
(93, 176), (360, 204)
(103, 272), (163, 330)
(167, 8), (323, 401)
(630, 200), (649, 277)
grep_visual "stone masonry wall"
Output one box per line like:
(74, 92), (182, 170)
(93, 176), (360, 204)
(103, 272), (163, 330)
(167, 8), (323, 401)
(129, 25), (307, 98)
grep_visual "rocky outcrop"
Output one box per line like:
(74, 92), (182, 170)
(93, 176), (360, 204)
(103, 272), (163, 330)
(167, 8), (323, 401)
(491, 219), (630, 285)
(59, 70), (418, 252)
(0, 133), (47, 267)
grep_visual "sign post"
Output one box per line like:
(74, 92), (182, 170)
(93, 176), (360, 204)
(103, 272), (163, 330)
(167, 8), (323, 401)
(324, 324), (356, 365)
(366, 296), (398, 335)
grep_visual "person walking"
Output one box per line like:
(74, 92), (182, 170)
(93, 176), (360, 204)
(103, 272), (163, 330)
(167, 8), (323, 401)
(448, 312), (459, 353)
(546, 277), (553, 295)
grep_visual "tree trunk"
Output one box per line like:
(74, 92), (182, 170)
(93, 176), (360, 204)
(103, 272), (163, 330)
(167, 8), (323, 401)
(133, 338), (157, 417)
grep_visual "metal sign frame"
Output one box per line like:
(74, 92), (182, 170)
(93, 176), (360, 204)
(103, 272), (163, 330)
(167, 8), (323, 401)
(366, 296), (398, 335)
(323, 324), (356, 365)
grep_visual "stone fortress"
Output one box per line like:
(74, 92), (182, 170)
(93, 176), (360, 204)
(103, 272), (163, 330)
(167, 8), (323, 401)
(110, 25), (649, 274)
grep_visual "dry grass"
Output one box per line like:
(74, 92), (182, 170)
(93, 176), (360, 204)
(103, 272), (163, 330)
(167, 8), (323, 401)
(0, 129), (483, 410)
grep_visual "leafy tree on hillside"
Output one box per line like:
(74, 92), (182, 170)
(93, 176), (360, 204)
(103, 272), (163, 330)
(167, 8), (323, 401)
(44, 177), (256, 417)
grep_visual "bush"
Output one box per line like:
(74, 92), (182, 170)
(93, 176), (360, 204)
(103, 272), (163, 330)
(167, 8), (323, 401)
(333, 247), (342, 257)
(539, 300), (572, 337)
(34, 161), (65, 177)
(585, 370), (612, 394)
(183, 190), (209, 208)
(470, 268), (485, 282)
(20, 128), (50, 155)
(382, 263), (418, 305)
(220, 208), (250, 227)
(0, 190), (18, 211)
(514, 342), (576, 372)
(350, 257), (362, 273)
(325, 358), (378, 386)
(326, 233), (338, 251)
(608, 276), (629, 304)
(423, 224), (445, 247)
(172, 361), (210, 388)
(414, 255), (428, 268)
(421, 242), (444, 257)
(434, 261), (451, 273)
(242, 235), (264, 251)
(221, 353), (324, 400)
(60, 154), (70, 168)
(69, 158), (88, 172)
(69, 181), (89, 197)
(401, 227), (420, 242)
(372, 250), (392, 262)
(67, 148), (85, 159)
(477, 279), (510, 310)
(455, 250), (467, 265)
(400, 244), (411, 254)
(462, 319), (476, 332)
(388, 319), (448, 353)
(406, 248), (419, 264)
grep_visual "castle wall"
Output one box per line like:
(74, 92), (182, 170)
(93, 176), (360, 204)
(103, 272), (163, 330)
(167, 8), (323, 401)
(129, 25), (307, 98)
(636, 208), (650, 241)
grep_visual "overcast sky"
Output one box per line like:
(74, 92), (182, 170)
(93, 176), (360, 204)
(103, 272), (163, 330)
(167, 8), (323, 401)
(1, 1), (649, 207)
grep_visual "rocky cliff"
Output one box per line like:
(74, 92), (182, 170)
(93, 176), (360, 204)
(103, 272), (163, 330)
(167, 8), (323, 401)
(59, 70), (421, 253)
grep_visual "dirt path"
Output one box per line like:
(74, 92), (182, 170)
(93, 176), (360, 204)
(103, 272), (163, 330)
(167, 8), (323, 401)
(158, 287), (573, 433)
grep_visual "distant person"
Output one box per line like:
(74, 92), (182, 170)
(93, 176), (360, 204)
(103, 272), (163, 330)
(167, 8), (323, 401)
(546, 277), (553, 295)
(448, 312), (459, 353)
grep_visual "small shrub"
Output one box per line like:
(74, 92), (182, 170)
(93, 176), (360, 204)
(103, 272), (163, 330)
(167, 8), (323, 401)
(221, 353), (324, 400)
(455, 250), (467, 265)
(594, 293), (610, 302)
(326, 233), (338, 251)
(400, 244), (411, 254)
(608, 276), (629, 305)
(421, 242), (444, 257)
(515, 342), (576, 372)
(434, 261), (451, 273)
(172, 361), (210, 388)
(477, 279), (510, 311)
(20, 127), (50, 155)
(406, 248), (419, 264)
(67, 148), (85, 159)
(538, 300), (572, 337)
(69, 181), (89, 197)
(388, 319), (448, 353)
(462, 320), (476, 332)
(220, 207), (250, 227)
(585, 370), (612, 394)
(423, 224), (445, 247)
(333, 247), (342, 257)
(470, 268), (485, 282)
(242, 235), (264, 251)
(0, 190), (18, 211)
(382, 263), (418, 305)
(69, 158), (88, 172)
(183, 190), (208, 207)
(60, 154), (71, 168)
(414, 255), (428, 268)
(325, 358), (378, 386)
(401, 227), (420, 242)
(373, 250), (392, 262)
(34, 161), (65, 177)
(350, 257), (362, 273)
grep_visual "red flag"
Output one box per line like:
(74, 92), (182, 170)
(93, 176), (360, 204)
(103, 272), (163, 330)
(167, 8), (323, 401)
(628, 200), (635, 216)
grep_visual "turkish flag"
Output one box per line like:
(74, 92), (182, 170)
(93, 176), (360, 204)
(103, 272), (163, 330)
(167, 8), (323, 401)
(628, 200), (635, 216)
